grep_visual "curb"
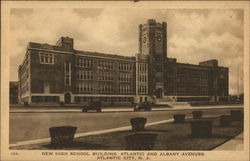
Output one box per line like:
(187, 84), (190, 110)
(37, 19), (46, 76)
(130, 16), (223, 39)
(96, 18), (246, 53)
(10, 106), (243, 113)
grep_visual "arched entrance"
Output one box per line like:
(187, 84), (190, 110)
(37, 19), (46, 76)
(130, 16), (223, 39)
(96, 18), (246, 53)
(154, 88), (163, 99)
(64, 93), (71, 104)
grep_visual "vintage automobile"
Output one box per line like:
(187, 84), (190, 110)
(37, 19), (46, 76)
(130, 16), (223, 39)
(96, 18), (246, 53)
(82, 101), (102, 112)
(134, 101), (152, 112)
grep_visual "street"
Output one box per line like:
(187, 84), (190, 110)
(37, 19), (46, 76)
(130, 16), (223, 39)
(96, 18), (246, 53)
(10, 106), (243, 144)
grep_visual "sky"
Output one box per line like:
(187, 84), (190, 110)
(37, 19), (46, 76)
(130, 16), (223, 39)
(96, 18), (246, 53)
(9, 8), (244, 95)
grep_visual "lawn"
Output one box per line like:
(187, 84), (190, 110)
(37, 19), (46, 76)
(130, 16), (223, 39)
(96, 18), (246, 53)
(11, 116), (243, 150)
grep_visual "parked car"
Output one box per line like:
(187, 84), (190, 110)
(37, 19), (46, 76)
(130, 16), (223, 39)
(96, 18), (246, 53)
(82, 101), (102, 112)
(134, 101), (152, 111)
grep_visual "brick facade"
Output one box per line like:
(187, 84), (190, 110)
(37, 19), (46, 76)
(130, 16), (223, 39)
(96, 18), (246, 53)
(17, 19), (229, 105)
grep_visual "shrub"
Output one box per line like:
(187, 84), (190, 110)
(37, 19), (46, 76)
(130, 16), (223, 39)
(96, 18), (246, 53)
(192, 111), (203, 119)
(49, 126), (77, 146)
(219, 115), (232, 127)
(190, 120), (213, 138)
(24, 102), (29, 106)
(230, 110), (242, 121)
(125, 133), (158, 150)
(173, 114), (185, 123)
(130, 117), (147, 132)
(58, 101), (64, 106)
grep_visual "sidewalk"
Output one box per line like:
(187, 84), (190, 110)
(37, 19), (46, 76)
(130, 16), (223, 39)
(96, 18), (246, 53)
(214, 132), (243, 150)
(9, 105), (243, 113)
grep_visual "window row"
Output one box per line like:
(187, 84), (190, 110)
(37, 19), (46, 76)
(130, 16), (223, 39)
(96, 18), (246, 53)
(139, 85), (147, 94)
(177, 76), (208, 86)
(176, 87), (208, 95)
(98, 73), (114, 81)
(177, 77), (189, 84)
(76, 83), (94, 92)
(200, 79), (208, 86)
(74, 97), (134, 103)
(118, 63), (132, 71)
(65, 62), (71, 86)
(119, 74), (132, 82)
(98, 60), (114, 69)
(40, 52), (54, 64)
(100, 84), (113, 93)
(200, 87), (209, 95)
(201, 72), (209, 78)
(177, 71), (208, 78)
(139, 74), (147, 82)
(119, 85), (132, 93)
(77, 71), (93, 80)
(139, 63), (147, 72)
(76, 58), (93, 67)
(155, 75), (162, 82)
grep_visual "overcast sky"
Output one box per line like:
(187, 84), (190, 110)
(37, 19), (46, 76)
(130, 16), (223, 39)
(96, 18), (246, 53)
(9, 8), (244, 94)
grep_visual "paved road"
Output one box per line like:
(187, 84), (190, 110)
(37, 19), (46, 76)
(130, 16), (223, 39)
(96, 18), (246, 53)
(10, 105), (242, 113)
(10, 107), (243, 144)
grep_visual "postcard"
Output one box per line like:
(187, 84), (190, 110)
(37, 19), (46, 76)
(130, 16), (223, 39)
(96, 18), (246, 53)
(1, 1), (249, 161)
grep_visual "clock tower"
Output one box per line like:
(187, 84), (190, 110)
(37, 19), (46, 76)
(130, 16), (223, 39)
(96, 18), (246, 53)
(138, 19), (167, 97)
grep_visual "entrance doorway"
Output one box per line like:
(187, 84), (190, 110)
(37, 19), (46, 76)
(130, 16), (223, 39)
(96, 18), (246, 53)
(155, 88), (163, 99)
(140, 97), (143, 102)
(64, 93), (71, 104)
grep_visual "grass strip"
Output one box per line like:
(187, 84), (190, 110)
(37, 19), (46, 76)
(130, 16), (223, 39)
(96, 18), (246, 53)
(11, 116), (243, 150)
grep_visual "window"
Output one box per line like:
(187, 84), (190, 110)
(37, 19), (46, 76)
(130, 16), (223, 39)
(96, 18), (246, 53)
(40, 52), (54, 64)
(99, 72), (113, 81)
(100, 84), (113, 93)
(44, 83), (50, 94)
(65, 62), (71, 86)
(139, 74), (147, 82)
(119, 62), (132, 71)
(98, 60), (114, 69)
(75, 58), (93, 67)
(139, 63), (147, 72)
(119, 85), (132, 94)
(77, 70), (93, 80)
(119, 74), (132, 82)
(77, 82), (93, 93)
(139, 85), (147, 94)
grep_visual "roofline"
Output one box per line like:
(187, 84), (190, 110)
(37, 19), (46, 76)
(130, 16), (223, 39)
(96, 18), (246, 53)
(27, 46), (136, 62)
(176, 62), (228, 70)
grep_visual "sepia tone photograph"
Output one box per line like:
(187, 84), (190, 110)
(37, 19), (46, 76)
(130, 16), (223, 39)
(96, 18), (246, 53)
(1, 1), (249, 161)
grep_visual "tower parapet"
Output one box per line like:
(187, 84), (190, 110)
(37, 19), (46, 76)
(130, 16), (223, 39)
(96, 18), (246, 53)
(138, 19), (167, 57)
